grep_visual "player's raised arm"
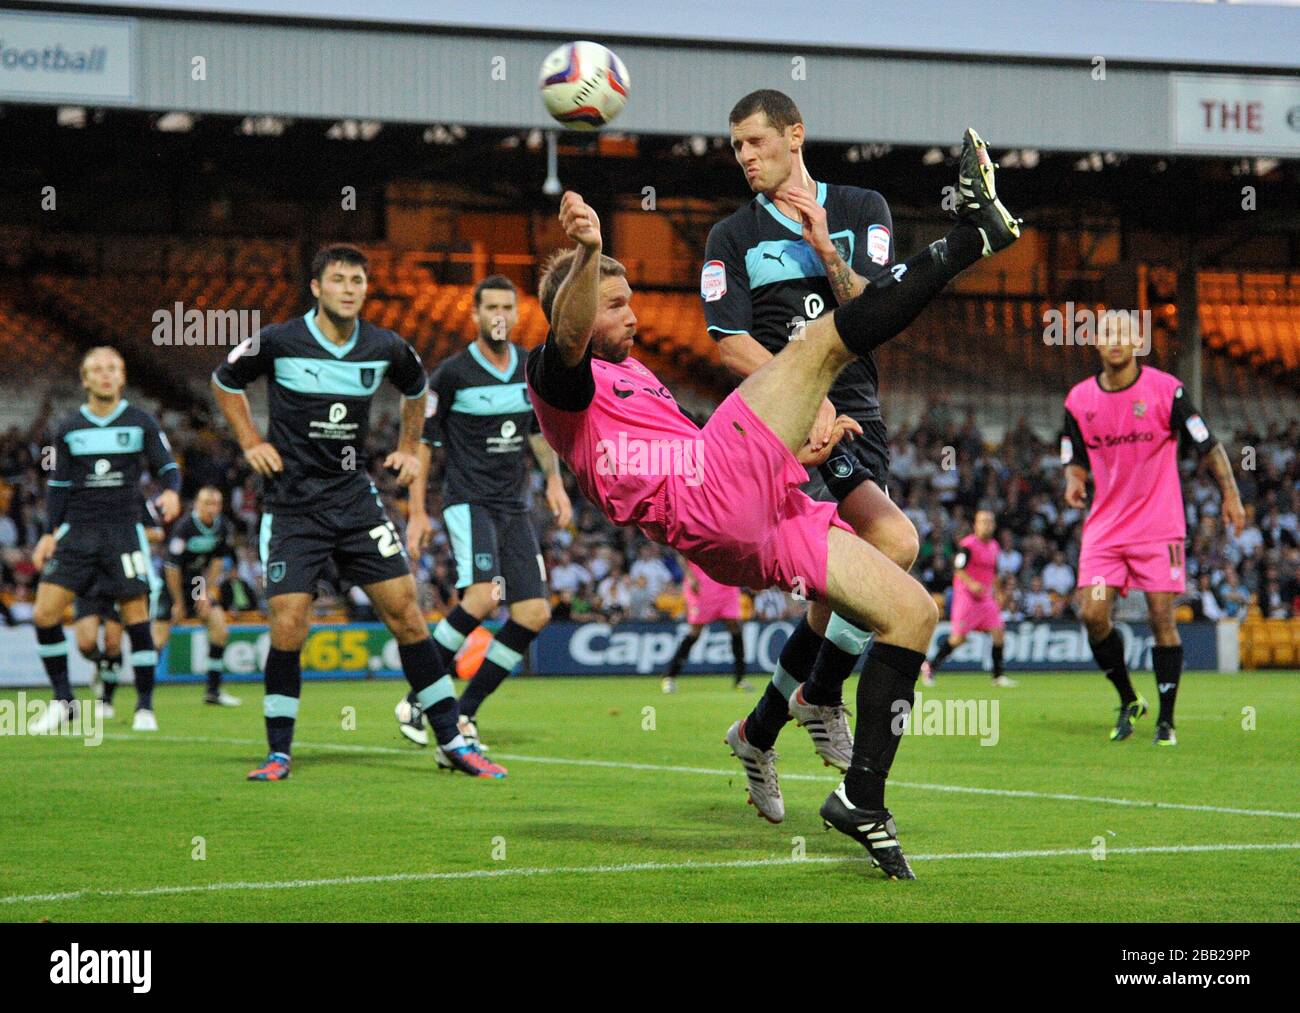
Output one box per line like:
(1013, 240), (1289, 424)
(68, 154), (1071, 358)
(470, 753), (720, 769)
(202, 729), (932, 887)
(549, 190), (604, 366)
(1170, 386), (1245, 534)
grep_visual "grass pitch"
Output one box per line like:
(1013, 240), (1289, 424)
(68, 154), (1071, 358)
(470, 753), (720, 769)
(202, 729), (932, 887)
(1, 671), (1296, 922)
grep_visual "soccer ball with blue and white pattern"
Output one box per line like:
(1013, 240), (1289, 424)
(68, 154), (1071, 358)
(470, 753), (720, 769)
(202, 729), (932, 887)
(539, 41), (630, 130)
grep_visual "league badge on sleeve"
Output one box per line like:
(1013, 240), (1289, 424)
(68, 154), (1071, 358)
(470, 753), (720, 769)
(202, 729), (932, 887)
(700, 260), (726, 303)
(867, 224), (891, 265)
(1186, 413), (1210, 443)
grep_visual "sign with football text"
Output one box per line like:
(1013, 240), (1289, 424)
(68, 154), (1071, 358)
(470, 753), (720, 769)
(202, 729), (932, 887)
(1172, 74), (1300, 156)
(0, 11), (134, 102)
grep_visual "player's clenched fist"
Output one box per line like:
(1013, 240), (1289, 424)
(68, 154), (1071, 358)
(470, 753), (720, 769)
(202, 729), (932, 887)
(384, 450), (421, 487)
(1064, 470), (1088, 509)
(560, 190), (601, 249)
(243, 441), (283, 477)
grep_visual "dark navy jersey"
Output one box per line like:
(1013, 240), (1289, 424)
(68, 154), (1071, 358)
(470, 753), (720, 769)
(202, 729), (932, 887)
(422, 341), (539, 511)
(48, 402), (179, 525)
(702, 182), (894, 421)
(165, 511), (234, 579)
(213, 309), (427, 514)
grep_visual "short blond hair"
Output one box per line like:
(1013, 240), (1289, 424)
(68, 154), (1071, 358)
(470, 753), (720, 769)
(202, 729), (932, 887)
(537, 249), (627, 323)
(80, 346), (124, 377)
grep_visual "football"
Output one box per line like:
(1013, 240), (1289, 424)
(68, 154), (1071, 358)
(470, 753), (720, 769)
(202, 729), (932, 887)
(538, 40), (630, 129)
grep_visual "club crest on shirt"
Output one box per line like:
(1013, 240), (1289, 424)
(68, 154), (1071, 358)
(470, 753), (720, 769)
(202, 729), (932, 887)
(359, 367), (376, 387)
(832, 234), (853, 263)
(1132, 400), (1146, 418)
(268, 562), (286, 583)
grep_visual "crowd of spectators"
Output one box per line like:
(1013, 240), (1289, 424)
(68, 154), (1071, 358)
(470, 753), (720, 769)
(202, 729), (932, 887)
(2, 392), (1298, 628)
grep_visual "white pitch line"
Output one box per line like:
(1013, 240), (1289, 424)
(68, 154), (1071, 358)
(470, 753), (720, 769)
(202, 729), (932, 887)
(3, 842), (1297, 907)
(99, 732), (1300, 821)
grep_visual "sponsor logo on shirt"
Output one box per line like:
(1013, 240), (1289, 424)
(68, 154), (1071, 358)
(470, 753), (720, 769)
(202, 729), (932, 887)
(1085, 431), (1155, 448)
(700, 260), (726, 303)
(867, 224), (890, 265)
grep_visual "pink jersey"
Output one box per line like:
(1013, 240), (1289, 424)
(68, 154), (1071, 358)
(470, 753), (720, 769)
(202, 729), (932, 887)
(529, 354), (696, 545)
(953, 534), (998, 601)
(684, 561), (742, 623)
(1063, 366), (1212, 548)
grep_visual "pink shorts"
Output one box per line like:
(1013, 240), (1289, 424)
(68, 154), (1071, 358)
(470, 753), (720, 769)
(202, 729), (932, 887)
(1077, 537), (1187, 595)
(950, 592), (1003, 636)
(685, 566), (742, 624)
(662, 390), (853, 602)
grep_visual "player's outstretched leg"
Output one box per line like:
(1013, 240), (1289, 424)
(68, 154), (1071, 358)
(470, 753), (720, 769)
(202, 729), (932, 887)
(248, 593), (309, 780)
(817, 528), (940, 880)
(457, 606), (547, 744)
(31, 584), (78, 734)
(789, 612), (860, 771)
(662, 626), (700, 694)
(1147, 592), (1182, 746)
(120, 597), (159, 732)
(367, 576), (505, 779)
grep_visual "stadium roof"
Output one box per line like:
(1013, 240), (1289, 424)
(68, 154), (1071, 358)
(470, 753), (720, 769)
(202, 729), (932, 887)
(58, 0), (1300, 71)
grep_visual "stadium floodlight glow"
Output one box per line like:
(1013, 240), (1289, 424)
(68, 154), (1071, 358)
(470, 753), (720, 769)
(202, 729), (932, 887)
(239, 116), (290, 136)
(326, 120), (382, 141)
(1020, 149), (1040, 169)
(56, 106), (86, 128)
(922, 147), (944, 165)
(155, 112), (195, 133)
(542, 130), (562, 197)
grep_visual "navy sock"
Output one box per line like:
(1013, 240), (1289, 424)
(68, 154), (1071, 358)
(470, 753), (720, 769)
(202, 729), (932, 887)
(399, 639), (462, 746)
(459, 620), (538, 719)
(409, 605), (480, 706)
(843, 642), (924, 811)
(36, 624), (72, 701)
(803, 614), (871, 705)
(991, 643), (1004, 679)
(125, 622), (157, 711)
(264, 647), (301, 755)
(1091, 628), (1135, 706)
(730, 630), (745, 683)
(744, 616), (822, 751)
(100, 653), (121, 703)
(1153, 644), (1183, 725)
(207, 642), (226, 693)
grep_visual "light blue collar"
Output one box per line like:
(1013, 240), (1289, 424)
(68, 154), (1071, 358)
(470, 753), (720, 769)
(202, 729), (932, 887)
(80, 399), (129, 427)
(469, 341), (518, 383)
(305, 308), (360, 358)
(757, 180), (827, 235)
(191, 510), (216, 535)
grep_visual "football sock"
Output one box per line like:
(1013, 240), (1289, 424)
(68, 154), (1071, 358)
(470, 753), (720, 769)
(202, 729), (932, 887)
(100, 653), (121, 703)
(399, 638), (461, 746)
(843, 642), (924, 811)
(929, 637), (958, 673)
(665, 629), (700, 680)
(1153, 644), (1183, 725)
(831, 224), (985, 357)
(125, 622), (157, 711)
(36, 623), (73, 701)
(207, 641), (226, 694)
(744, 615), (822, 751)
(408, 605), (480, 706)
(730, 629), (745, 684)
(991, 643), (1005, 680)
(802, 613), (871, 705)
(1090, 628), (1136, 706)
(458, 620), (538, 719)
(264, 647), (301, 755)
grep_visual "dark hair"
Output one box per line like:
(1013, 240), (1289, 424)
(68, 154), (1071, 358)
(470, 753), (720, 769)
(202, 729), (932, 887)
(728, 89), (803, 132)
(310, 243), (369, 281)
(474, 274), (517, 308)
(537, 249), (627, 322)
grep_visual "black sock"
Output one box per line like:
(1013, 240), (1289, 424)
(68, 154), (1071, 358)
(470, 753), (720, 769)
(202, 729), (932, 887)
(207, 642), (226, 693)
(100, 654), (121, 703)
(399, 638), (462, 746)
(431, 605), (480, 670)
(929, 637), (958, 673)
(459, 620), (538, 719)
(744, 616), (823, 751)
(36, 624), (72, 701)
(731, 630), (745, 684)
(843, 642), (924, 811)
(264, 647), (301, 755)
(1153, 644), (1183, 726)
(991, 643), (1004, 679)
(1091, 628), (1135, 706)
(803, 614), (870, 705)
(665, 630), (700, 679)
(83, 645), (102, 668)
(831, 225), (985, 356)
(125, 622), (157, 711)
